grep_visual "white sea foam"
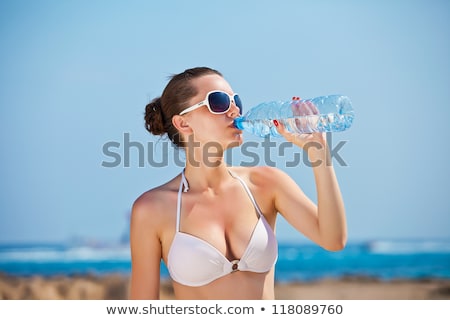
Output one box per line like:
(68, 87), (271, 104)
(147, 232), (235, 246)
(0, 246), (130, 263)
(367, 240), (450, 254)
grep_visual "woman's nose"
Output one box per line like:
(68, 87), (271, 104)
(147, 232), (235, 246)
(227, 102), (241, 118)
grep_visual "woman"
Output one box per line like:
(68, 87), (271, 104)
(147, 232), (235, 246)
(129, 67), (347, 300)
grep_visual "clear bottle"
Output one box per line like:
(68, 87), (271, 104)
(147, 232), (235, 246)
(233, 95), (355, 137)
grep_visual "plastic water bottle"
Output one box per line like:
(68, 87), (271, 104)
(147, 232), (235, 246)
(234, 95), (355, 138)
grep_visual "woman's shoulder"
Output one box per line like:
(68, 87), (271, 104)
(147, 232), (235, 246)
(131, 175), (180, 224)
(229, 165), (287, 188)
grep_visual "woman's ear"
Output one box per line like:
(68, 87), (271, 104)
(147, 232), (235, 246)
(172, 115), (193, 136)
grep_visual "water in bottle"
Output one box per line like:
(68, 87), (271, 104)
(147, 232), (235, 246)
(233, 95), (355, 138)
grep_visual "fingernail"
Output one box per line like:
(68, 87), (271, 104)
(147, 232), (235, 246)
(273, 119), (279, 127)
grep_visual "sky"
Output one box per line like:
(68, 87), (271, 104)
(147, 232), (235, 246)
(0, 0), (449, 244)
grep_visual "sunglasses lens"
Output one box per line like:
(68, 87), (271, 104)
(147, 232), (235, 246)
(208, 92), (230, 113)
(234, 94), (243, 114)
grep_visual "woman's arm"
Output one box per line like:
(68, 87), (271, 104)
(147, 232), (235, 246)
(272, 125), (347, 251)
(129, 195), (162, 299)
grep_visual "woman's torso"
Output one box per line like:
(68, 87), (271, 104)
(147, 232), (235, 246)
(156, 166), (279, 299)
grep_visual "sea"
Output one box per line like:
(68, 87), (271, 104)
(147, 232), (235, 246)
(1, 239), (449, 282)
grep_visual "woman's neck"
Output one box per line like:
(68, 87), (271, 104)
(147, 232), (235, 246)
(183, 161), (232, 192)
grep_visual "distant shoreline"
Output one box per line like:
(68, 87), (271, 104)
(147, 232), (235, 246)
(1, 272), (449, 300)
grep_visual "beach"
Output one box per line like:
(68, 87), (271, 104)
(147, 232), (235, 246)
(1, 273), (449, 300)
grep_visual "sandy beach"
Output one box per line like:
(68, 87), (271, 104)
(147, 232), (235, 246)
(0, 273), (448, 300)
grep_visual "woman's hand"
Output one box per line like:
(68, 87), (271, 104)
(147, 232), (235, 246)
(273, 97), (329, 165)
(275, 121), (326, 149)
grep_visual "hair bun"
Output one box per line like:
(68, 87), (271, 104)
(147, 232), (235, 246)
(145, 97), (166, 136)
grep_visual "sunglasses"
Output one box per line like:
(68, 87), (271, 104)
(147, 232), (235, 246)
(179, 90), (243, 115)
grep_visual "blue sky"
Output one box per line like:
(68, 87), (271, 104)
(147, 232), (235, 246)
(0, 0), (449, 244)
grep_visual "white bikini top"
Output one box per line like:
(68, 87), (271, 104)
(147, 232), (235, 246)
(167, 170), (278, 287)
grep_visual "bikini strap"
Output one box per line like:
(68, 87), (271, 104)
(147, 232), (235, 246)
(177, 170), (262, 230)
(228, 170), (263, 217)
(176, 170), (190, 231)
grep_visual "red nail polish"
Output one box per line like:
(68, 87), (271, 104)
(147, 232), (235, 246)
(273, 119), (279, 127)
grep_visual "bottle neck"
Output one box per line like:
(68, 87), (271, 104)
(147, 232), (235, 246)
(233, 116), (245, 130)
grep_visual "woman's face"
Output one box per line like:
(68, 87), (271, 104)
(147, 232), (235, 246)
(182, 74), (243, 149)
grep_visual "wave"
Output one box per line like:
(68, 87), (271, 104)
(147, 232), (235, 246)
(0, 245), (130, 263)
(366, 239), (450, 254)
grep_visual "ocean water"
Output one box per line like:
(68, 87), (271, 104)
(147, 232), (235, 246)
(0, 240), (449, 282)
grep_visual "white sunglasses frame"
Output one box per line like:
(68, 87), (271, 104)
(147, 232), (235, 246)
(179, 90), (241, 115)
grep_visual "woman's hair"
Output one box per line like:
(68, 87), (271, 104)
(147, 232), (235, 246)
(145, 67), (222, 147)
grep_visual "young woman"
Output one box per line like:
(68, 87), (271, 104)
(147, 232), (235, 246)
(129, 67), (347, 300)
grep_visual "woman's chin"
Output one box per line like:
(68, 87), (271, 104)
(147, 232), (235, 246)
(226, 133), (243, 149)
